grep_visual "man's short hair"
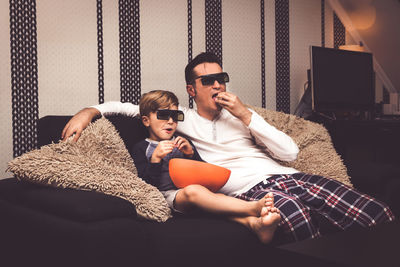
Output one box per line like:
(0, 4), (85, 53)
(139, 90), (179, 116)
(185, 52), (222, 85)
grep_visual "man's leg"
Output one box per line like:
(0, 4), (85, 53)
(288, 172), (395, 230)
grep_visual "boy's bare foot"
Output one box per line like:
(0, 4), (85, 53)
(250, 192), (275, 216)
(250, 206), (281, 244)
(264, 192), (274, 208)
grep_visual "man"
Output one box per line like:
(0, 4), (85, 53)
(62, 52), (394, 242)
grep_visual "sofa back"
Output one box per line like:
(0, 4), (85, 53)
(38, 115), (148, 151)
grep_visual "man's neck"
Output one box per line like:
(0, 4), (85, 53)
(196, 108), (221, 121)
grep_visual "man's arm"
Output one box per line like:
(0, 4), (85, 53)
(215, 92), (298, 161)
(61, 107), (100, 142)
(247, 110), (299, 162)
(62, 101), (139, 141)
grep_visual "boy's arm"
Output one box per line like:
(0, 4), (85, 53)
(247, 109), (299, 162)
(186, 139), (204, 162)
(130, 142), (162, 187)
(62, 101), (139, 141)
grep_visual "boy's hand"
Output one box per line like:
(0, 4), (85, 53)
(174, 136), (194, 157)
(151, 141), (175, 163)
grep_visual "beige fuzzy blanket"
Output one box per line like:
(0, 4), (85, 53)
(249, 106), (351, 187)
(7, 108), (351, 223)
(7, 117), (172, 222)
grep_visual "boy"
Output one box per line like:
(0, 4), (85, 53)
(131, 90), (281, 244)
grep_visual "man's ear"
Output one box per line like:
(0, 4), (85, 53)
(141, 116), (150, 127)
(186, 84), (196, 97)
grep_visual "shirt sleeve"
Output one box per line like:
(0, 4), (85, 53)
(129, 141), (162, 187)
(247, 109), (299, 162)
(91, 101), (139, 117)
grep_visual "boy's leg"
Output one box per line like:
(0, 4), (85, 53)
(231, 206), (281, 244)
(174, 184), (271, 217)
(236, 179), (321, 242)
(289, 173), (395, 229)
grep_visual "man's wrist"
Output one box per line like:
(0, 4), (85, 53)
(84, 107), (101, 119)
(239, 109), (252, 126)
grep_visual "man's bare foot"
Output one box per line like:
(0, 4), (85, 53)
(250, 206), (281, 244)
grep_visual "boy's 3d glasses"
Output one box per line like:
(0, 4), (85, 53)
(193, 72), (229, 86)
(156, 109), (184, 122)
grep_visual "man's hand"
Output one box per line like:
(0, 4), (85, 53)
(174, 136), (194, 157)
(61, 107), (100, 142)
(151, 141), (175, 163)
(215, 92), (252, 126)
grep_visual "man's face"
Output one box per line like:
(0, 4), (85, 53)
(189, 62), (226, 118)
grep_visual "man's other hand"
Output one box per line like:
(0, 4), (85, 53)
(61, 107), (100, 142)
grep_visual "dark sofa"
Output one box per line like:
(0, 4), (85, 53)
(0, 115), (347, 267)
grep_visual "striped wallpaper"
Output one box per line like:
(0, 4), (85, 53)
(1, 0), (346, 178)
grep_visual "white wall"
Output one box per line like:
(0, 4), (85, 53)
(1, 0), (345, 179)
(0, 0), (12, 179)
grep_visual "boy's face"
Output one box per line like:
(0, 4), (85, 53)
(142, 105), (178, 141)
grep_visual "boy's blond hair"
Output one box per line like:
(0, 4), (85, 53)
(139, 90), (179, 116)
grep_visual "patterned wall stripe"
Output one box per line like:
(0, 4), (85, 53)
(97, 0), (105, 104)
(10, 0), (39, 158)
(333, 12), (345, 49)
(261, 0), (266, 108)
(275, 0), (290, 113)
(321, 0), (325, 47)
(205, 0), (222, 64)
(187, 0), (194, 108)
(119, 0), (141, 104)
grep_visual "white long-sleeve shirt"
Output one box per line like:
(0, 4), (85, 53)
(93, 102), (299, 196)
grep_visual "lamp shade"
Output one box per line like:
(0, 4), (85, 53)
(169, 158), (231, 192)
(339, 45), (365, 52)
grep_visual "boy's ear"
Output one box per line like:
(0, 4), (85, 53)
(186, 84), (196, 97)
(141, 116), (150, 127)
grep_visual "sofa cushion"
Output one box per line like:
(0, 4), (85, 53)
(7, 117), (171, 222)
(0, 178), (137, 222)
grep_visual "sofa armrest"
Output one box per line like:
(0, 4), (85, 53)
(0, 178), (138, 222)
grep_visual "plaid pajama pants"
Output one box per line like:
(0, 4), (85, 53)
(236, 172), (395, 242)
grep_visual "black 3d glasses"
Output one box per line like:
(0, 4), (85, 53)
(156, 109), (185, 122)
(193, 72), (229, 86)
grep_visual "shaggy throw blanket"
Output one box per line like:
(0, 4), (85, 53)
(7, 117), (172, 222)
(249, 106), (352, 187)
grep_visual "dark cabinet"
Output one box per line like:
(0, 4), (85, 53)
(323, 119), (400, 166)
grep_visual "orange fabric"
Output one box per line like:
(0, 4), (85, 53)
(169, 159), (230, 192)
